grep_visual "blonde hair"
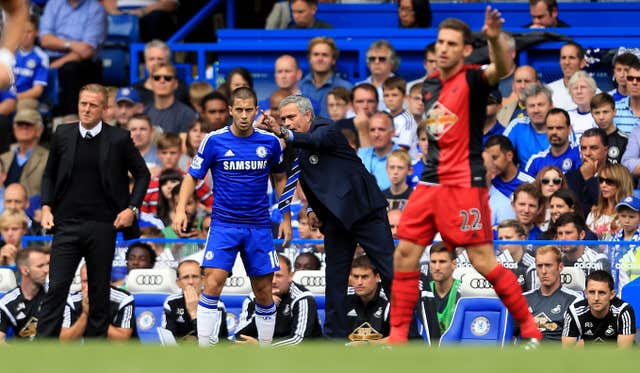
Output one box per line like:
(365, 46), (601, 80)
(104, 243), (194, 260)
(189, 81), (214, 103)
(387, 149), (412, 168)
(535, 245), (562, 264)
(0, 210), (28, 230)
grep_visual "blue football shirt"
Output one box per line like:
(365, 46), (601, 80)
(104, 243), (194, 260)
(189, 127), (284, 227)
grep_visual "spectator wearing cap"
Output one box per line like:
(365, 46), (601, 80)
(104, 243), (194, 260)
(483, 90), (505, 148)
(115, 87), (144, 128)
(609, 196), (640, 292)
(0, 109), (48, 198)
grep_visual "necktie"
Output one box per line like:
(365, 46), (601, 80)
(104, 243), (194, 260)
(85, 132), (93, 139)
(278, 157), (300, 213)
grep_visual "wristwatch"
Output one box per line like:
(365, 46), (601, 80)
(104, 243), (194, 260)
(128, 205), (139, 219)
(279, 126), (289, 139)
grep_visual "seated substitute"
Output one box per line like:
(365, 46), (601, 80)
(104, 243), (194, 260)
(60, 264), (135, 341)
(562, 270), (636, 347)
(0, 247), (49, 342)
(523, 246), (581, 341)
(347, 255), (391, 343)
(235, 255), (322, 346)
(163, 260), (228, 342)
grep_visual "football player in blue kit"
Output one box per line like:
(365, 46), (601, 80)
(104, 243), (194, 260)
(173, 87), (292, 347)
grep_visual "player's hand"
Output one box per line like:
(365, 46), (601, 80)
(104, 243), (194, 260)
(176, 225), (200, 238)
(183, 285), (199, 318)
(113, 208), (134, 229)
(172, 210), (189, 235)
(278, 214), (292, 247)
(482, 6), (504, 41)
(0, 244), (17, 265)
(235, 334), (259, 345)
(41, 206), (55, 230)
(308, 211), (322, 229)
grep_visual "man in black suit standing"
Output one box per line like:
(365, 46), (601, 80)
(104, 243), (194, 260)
(37, 84), (150, 338)
(260, 95), (394, 338)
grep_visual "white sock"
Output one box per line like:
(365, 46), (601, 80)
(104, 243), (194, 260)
(197, 293), (219, 347)
(255, 302), (276, 346)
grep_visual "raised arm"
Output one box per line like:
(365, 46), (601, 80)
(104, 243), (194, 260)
(482, 6), (513, 86)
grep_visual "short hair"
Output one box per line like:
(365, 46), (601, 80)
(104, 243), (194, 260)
(308, 36), (339, 63)
(351, 255), (378, 275)
(278, 254), (292, 273)
(429, 241), (456, 260)
(629, 60), (640, 72)
(529, 0), (558, 13)
(382, 76), (407, 93)
(227, 66), (254, 89)
(586, 270), (614, 291)
(351, 83), (379, 103)
(545, 107), (571, 128)
(568, 71), (597, 94)
(580, 127), (608, 148)
(513, 183), (544, 208)
(177, 259), (203, 277)
(562, 41), (585, 61)
(370, 111), (394, 130)
(156, 132), (182, 151)
(140, 226), (164, 238)
(554, 211), (586, 234)
(144, 39), (171, 60)
(327, 86), (351, 104)
(387, 149), (412, 168)
(613, 52), (640, 68)
(497, 219), (527, 238)
(424, 42), (436, 57)
(294, 253), (321, 271)
(279, 95), (315, 120)
(522, 82), (553, 105)
(367, 40), (400, 72)
(126, 113), (152, 129)
(0, 210), (28, 230)
(438, 18), (472, 45)
(79, 84), (108, 107)
(16, 247), (49, 268)
(201, 91), (229, 108)
(151, 63), (177, 77)
(189, 81), (214, 102)
(230, 86), (257, 107)
(126, 242), (157, 267)
(535, 245), (562, 264)
(484, 135), (517, 165)
(409, 82), (423, 95)
(590, 92), (616, 111)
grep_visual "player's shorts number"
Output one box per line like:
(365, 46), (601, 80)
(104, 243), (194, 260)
(460, 208), (482, 231)
(268, 250), (279, 268)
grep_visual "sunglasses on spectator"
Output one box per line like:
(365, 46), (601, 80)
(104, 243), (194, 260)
(152, 75), (175, 82)
(541, 178), (562, 185)
(626, 75), (640, 83)
(367, 56), (388, 63)
(598, 176), (618, 186)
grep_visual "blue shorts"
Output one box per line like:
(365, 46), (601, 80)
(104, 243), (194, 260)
(202, 223), (280, 277)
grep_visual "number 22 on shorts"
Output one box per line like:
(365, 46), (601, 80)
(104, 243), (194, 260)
(459, 208), (482, 231)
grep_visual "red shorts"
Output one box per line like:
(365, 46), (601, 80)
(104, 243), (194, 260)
(396, 184), (493, 250)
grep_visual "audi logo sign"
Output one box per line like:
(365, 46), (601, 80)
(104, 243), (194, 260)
(135, 275), (165, 286)
(469, 278), (494, 289)
(225, 277), (246, 287)
(299, 276), (325, 287)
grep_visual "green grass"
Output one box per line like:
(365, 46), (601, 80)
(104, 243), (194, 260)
(0, 342), (638, 372)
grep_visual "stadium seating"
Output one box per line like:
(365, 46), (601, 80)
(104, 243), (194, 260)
(101, 14), (139, 86)
(439, 297), (514, 347)
(454, 267), (497, 298)
(528, 266), (586, 293)
(127, 268), (179, 344)
(0, 268), (16, 297)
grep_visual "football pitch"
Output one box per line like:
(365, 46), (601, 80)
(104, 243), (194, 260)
(1, 342), (637, 372)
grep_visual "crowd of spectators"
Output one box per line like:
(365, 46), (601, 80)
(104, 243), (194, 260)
(1, 0), (640, 345)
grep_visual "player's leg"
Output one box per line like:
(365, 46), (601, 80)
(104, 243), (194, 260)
(0, 0), (28, 89)
(249, 273), (276, 345)
(197, 224), (239, 347)
(388, 185), (435, 344)
(243, 227), (280, 345)
(466, 245), (542, 341)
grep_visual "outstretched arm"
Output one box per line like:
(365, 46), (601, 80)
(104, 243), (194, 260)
(482, 6), (513, 86)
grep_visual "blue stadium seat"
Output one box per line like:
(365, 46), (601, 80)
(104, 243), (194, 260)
(220, 294), (247, 337)
(107, 14), (139, 44)
(102, 14), (139, 86)
(133, 293), (170, 344)
(621, 277), (640, 329)
(439, 297), (514, 347)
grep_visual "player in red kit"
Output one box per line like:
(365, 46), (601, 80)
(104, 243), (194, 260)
(0, 0), (29, 89)
(389, 7), (543, 346)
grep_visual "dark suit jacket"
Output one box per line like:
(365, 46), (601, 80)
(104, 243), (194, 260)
(291, 118), (387, 230)
(41, 123), (150, 239)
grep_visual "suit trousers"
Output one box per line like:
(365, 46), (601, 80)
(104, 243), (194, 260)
(36, 219), (116, 338)
(322, 208), (394, 338)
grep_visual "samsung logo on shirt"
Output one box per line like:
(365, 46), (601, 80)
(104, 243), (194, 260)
(223, 160), (268, 170)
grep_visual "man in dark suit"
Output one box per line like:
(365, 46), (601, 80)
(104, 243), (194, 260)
(261, 95), (394, 338)
(37, 84), (150, 338)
